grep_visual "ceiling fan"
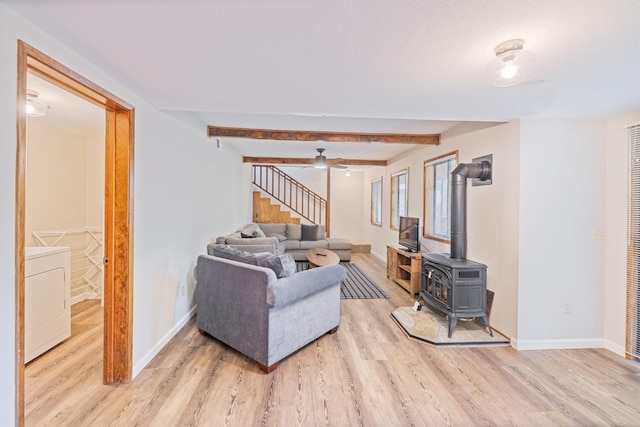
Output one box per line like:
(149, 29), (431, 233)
(313, 148), (347, 169)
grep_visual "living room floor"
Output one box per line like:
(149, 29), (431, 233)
(25, 253), (640, 426)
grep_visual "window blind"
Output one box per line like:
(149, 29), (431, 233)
(390, 170), (408, 229)
(371, 178), (382, 226)
(627, 123), (640, 360)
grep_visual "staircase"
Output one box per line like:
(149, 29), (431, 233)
(252, 192), (301, 224)
(252, 165), (327, 228)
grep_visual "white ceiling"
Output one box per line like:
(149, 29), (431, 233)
(8, 0), (640, 162)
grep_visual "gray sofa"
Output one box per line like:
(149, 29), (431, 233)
(195, 249), (346, 373)
(215, 222), (352, 261)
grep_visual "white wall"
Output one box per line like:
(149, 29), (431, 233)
(517, 119), (606, 349)
(363, 122), (521, 338)
(280, 166), (327, 197)
(0, 5), (246, 423)
(604, 111), (640, 355)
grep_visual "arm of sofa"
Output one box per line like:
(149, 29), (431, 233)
(195, 255), (278, 363)
(267, 264), (346, 308)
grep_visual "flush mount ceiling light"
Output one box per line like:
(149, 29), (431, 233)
(486, 38), (535, 87)
(26, 89), (48, 117)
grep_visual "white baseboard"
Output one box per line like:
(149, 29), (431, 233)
(71, 292), (102, 306)
(371, 250), (385, 263)
(603, 339), (626, 357)
(511, 337), (604, 351)
(71, 292), (90, 305)
(132, 305), (197, 379)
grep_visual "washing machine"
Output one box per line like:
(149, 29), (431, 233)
(25, 246), (71, 363)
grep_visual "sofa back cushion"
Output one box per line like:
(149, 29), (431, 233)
(211, 244), (296, 278)
(286, 223), (302, 240)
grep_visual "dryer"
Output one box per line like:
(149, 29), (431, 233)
(25, 246), (71, 363)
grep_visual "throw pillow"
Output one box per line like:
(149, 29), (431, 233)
(301, 224), (319, 241)
(278, 253), (296, 277)
(240, 223), (259, 235)
(240, 232), (257, 238)
(254, 227), (267, 238)
(254, 253), (296, 278)
(286, 223), (302, 240)
(272, 233), (288, 242)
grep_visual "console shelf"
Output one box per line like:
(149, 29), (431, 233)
(386, 246), (422, 295)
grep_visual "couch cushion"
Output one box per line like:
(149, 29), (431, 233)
(301, 224), (319, 241)
(211, 244), (259, 263)
(211, 244), (296, 278)
(327, 238), (352, 251)
(299, 240), (329, 250)
(282, 239), (300, 250)
(272, 233), (287, 242)
(286, 223), (302, 240)
(259, 223), (287, 236)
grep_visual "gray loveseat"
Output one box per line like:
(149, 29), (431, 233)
(195, 247), (346, 373)
(215, 222), (352, 261)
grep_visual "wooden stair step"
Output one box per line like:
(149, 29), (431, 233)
(253, 192), (300, 224)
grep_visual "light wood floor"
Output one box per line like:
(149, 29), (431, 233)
(26, 253), (640, 426)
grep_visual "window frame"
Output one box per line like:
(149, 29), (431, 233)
(390, 168), (409, 231)
(371, 177), (382, 227)
(423, 151), (459, 242)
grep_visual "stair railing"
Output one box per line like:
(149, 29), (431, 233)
(252, 165), (327, 226)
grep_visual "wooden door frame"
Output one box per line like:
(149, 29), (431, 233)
(15, 40), (134, 425)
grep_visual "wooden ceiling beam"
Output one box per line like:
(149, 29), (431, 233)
(209, 125), (440, 145)
(243, 156), (388, 166)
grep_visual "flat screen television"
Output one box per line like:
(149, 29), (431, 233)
(399, 216), (421, 252)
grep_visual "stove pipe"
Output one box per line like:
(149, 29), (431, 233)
(450, 161), (491, 260)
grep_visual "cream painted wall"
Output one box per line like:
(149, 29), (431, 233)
(25, 122), (89, 245)
(0, 5), (246, 422)
(363, 122), (521, 338)
(517, 119), (606, 348)
(329, 169), (364, 239)
(85, 131), (104, 228)
(604, 111), (640, 356)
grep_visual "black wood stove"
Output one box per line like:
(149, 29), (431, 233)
(421, 253), (492, 338)
(419, 160), (493, 338)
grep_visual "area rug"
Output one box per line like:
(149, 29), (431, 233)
(391, 306), (509, 346)
(296, 262), (389, 300)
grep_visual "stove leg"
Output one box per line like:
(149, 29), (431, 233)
(482, 315), (493, 337)
(448, 316), (457, 338)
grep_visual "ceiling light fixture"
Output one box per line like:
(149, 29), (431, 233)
(26, 89), (48, 117)
(486, 38), (535, 87)
(314, 148), (328, 169)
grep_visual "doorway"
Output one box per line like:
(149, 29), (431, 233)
(16, 41), (134, 425)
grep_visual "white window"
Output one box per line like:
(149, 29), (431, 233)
(424, 152), (458, 241)
(390, 169), (408, 230)
(371, 178), (382, 226)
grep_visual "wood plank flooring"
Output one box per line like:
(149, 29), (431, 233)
(25, 253), (640, 426)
